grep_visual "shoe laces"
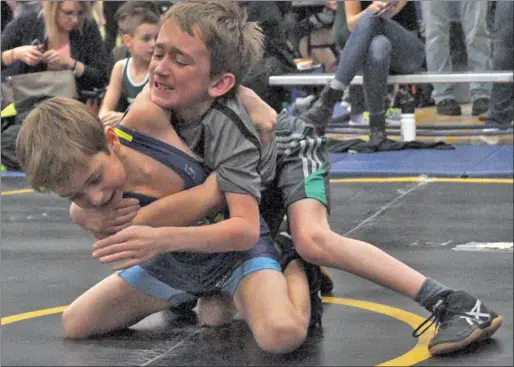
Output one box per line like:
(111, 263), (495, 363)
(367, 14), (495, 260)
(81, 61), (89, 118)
(412, 297), (467, 338)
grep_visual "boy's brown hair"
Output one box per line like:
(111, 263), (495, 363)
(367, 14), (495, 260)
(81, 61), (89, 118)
(123, 7), (160, 36)
(163, 1), (264, 87)
(16, 97), (109, 193)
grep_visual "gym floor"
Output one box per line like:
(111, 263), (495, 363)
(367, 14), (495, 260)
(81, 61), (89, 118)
(2, 175), (512, 366)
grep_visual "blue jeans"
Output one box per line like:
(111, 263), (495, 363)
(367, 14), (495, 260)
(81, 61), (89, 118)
(333, 12), (425, 115)
(489, 1), (513, 125)
(421, 1), (492, 103)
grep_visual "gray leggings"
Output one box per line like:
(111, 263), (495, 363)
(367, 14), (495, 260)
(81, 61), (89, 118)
(333, 12), (425, 115)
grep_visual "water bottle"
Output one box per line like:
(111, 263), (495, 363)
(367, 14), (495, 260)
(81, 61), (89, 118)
(400, 104), (416, 142)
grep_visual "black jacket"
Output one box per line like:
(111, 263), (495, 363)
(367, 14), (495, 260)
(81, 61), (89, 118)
(1, 11), (109, 95)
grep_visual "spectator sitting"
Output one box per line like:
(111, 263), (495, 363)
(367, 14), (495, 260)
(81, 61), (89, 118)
(1, 1), (109, 101)
(99, 8), (159, 127)
(300, 1), (424, 139)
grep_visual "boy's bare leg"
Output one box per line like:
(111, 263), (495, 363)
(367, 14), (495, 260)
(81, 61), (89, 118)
(287, 198), (503, 355)
(288, 199), (426, 298)
(62, 274), (171, 339)
(232, 263), (310, 354)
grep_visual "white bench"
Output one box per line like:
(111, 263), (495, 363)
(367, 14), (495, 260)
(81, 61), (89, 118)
(269, 71), (514, 86)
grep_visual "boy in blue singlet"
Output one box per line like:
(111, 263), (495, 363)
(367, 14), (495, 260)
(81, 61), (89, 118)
(87, 2), (503, 356)
(99, 8), (159, 127)
(16, 96), (312, 354)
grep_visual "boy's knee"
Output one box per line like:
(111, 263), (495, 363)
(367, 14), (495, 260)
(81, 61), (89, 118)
(62, 307), (90, 339)
(293, 227), (328, 265)
(255, 318), (307, 354)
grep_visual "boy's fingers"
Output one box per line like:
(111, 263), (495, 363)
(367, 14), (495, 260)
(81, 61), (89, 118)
(115, 205), (139, 218)
(96, 250), (136, 264)
(104, 222), (132, 234)
(117, 198), (140, 208)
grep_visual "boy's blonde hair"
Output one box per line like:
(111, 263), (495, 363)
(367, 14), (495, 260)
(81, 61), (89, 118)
(43, 1), (92, 43)
(16, 98), (109, 193)
(163, 1), (264, 86)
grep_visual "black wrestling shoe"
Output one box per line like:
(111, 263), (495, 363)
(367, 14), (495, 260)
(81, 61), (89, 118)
(412, 290), (503, 355)
(169, 298), (198, 318)
(275, 231), (323, 330)
(320, 267), (334, 295)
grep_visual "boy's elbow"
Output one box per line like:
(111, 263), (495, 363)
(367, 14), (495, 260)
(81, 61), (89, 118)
(237, 225), (260, 251)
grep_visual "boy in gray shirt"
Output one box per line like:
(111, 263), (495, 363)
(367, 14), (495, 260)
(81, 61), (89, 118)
(89, 2), (503, 356)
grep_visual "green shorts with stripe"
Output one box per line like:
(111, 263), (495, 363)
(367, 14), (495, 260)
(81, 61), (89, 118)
(260, 111), (331, 237)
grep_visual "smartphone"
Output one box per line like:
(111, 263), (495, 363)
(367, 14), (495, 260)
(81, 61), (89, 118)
(31, 39), (46, 52)
(376, 0), (399, 16)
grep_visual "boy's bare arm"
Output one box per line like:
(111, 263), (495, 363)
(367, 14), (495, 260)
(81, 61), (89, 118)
(237, 86), (277, 145)
(133, 173), (225, 227)
(92, 192), (260, 270)
(99, 60), (124, 127)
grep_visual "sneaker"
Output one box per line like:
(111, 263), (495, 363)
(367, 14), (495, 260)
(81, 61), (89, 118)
(386, 107), (402, 125)
(472, 98), (490, 116)
(436, 99), (462, 116)
(483, 120), (513, 131)
(275, 231), (324, 329)
(349, 113), (365, 126)
(413, 290), (503, 355)
(478, 109), (490, 121)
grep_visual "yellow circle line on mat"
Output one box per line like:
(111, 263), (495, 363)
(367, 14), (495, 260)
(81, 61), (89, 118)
(1, 298), (435, 366)
(1, 176), (512, 197)
(1, 306), (67, 325)
(323, 297), (435, 366)
(1, 188), (35, 196)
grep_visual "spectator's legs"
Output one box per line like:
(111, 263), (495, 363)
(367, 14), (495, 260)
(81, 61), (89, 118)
(458, 0), (492, 114)
(487, 0), (513, 126)
(332, 12), (382, 88)
(299, 12), (383, 135)
(421, 1), (458, 109)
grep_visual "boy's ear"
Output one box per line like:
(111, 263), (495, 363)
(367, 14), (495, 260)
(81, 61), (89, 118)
(208, 73), (236, 98)
(122, 33), (132, 48)
(105, 127), (121, 153)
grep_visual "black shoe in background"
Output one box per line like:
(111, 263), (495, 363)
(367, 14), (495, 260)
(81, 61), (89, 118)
(436, 99), (462, 116)
(472, 97), (490, 116)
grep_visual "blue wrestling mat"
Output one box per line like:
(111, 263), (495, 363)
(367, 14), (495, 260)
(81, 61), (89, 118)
(2, 145), (512, 179)
(328, 144), (513, 178)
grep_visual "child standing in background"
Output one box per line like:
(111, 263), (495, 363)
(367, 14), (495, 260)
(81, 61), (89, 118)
(99, 8), (159, 127)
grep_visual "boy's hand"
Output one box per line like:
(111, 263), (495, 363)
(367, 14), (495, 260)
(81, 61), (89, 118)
(238, 85), (277, 145)
(70, 198), (140, 235)
(100, 111), (124, 127)
(92, 225), (163, 270)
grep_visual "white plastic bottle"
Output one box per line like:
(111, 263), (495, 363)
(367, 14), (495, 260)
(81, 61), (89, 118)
(400, 113), (416, 142)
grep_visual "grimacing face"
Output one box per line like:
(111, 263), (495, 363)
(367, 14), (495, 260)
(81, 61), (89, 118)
(54, 150), (126, 209)
(148, 20), (214, 112)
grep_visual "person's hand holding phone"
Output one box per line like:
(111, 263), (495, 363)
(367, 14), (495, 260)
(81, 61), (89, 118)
(377, 0), (399, 17)
(367, 1), (389, 14)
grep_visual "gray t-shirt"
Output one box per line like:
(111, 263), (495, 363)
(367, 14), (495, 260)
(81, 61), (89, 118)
(173, 95), (276, 202)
